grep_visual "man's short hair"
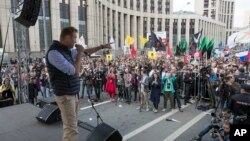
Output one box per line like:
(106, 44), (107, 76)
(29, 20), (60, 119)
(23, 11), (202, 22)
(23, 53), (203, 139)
(60, 26), (78, 40)
(222, 108), (232, 114)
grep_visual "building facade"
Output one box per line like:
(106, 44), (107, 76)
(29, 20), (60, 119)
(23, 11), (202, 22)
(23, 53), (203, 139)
(243, 10), (250, 28)
(195, 0), (235, 43)
(0, 0), (225, 54)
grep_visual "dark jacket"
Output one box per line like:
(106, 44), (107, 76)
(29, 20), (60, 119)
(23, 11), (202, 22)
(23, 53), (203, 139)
(46, 41), (80, 96)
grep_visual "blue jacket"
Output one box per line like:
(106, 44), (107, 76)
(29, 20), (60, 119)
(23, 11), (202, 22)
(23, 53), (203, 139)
(162, 76), (176, 94)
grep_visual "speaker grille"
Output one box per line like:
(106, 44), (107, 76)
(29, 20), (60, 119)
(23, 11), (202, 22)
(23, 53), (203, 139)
(36, 104), (61, 124)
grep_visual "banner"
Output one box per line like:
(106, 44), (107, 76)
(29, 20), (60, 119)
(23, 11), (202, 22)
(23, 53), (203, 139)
(148, 51), (157, 60)
(106, 54), (113, 61)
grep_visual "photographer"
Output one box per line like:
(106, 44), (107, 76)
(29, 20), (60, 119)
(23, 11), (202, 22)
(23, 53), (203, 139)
(190, 109), (233, 141)
(85, 69), (94, 100)
(80, 68), (87, 99)
(184, 68), (195, 105)
(93, 68), (103, 102)
(230, 84), (250, 125)
(209, 121), (230, 141)
(116, 70), (125, 101)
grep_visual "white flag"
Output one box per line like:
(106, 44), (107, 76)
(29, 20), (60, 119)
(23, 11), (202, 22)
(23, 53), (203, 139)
(109, 36), (115, 49)
(78, 35), (87, 48)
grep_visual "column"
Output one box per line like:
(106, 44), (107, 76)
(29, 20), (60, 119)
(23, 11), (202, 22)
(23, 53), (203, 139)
(147, 0), (150, 13)
(154, 18), (158, 32)
(0, 0), (15, 52)
(169, 18), (173, 47)
(132, 15), (137, 49)
(195, 19), (199, 33)
(147, 17), (150, 33)
(139, 17), (144, 49)
(140, 0), (143, 12)
(186, 18), (190, 43)
(109, 8), (113, 39)
(100, 4), (103, 44)
(115, 11), (119, 48)
(177, 18), (181, 43)
(121, 13), (125, 48)
(50, 0), (61, 40)
(127, 14), (130, 36)
(162, 0), (166, 14)
(70, 0), (79, 28)
(29, 22), (40, 52)
(104, 6), (108, 43)
(162, 18), (166, 32)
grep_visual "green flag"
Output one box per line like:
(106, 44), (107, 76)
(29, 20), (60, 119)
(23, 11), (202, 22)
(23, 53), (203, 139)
(199, 37), (207, 55)
(180, 40), (188, 53)
(207, 38), (215, 59)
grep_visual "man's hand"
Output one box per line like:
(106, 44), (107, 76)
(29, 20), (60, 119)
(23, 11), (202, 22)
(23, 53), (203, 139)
(75, 44), (84, 53)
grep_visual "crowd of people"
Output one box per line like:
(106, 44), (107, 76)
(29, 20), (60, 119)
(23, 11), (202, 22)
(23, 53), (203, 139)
(0, 53), (250, 141)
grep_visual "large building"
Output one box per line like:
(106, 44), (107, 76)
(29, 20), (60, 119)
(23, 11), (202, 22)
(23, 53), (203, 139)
(243, 10), (250, 27)
(0, 0), (225, 55)
(195, 0), (235, 43)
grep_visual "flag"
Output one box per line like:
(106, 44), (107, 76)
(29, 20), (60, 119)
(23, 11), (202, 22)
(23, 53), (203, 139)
(125, 35), (135, 46)
(218, 40), (223, 50)
(78, 35), (87, 48)
(149, 32), (165, 51)
(130, 45), (136, 57)
(193, 29), (203, 44)
(139, 36), (148, 49)
(199, 37), (207, 55)
(106, 54), (113, 61)
(189, 41), (196, 57)
(206, 38), (215, 59)
(167, 42), (172, 58)
(184, 55), (190, 64)
(148, 51), (157, 60)
(109, 36), (115, 49)
(180, 40), (188, 53)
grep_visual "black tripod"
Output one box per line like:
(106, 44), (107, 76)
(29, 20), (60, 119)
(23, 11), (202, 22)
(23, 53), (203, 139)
(88, 94), (103, 125)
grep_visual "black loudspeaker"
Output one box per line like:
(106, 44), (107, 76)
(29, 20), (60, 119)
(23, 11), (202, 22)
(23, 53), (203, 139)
(15, 0), (41, 27)
(37, 97), (57, 108)
(36, 104), (61, 124)
(86, 123), (123, 141)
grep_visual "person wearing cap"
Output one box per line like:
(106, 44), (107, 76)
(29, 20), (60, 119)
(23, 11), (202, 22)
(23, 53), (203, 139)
(229, 84), (250, 124)
(0, 76), (16, 106)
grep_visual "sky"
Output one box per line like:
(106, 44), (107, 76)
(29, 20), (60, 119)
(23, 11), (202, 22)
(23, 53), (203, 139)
(173, 0), (250, 28)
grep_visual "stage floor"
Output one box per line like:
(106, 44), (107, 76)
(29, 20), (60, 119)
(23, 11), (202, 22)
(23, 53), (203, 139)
(0, 104), (89, 141)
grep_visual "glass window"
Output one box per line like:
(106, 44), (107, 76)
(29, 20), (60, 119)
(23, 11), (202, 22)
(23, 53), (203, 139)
(204, 0), (209, 8)
(143, 0), (147, 12)
(165, 0), (170, 14)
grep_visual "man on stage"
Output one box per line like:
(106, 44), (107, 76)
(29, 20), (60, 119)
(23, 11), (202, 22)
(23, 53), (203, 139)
(46, 26), (111, 141)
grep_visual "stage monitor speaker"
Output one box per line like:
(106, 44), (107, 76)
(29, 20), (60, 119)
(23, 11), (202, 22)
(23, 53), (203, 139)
(15, 0), (41, 27)
(36, 104), (61, 124)
(86, 123), (122, 141)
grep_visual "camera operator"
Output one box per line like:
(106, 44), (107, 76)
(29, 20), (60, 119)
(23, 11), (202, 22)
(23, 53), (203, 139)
(85, 68), (94, 100)
(190, 109), (233, 141)
(230, 84), (250, 125)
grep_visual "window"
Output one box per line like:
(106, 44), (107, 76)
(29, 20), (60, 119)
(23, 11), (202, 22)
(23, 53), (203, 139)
(150, 0), (154, 13)
(130, 0), (133, 10)
(211, 0), (216, 7)
(203, 10), (208, 17)
(143, 0), (147, 12)
(158, 0), (162, 14)
(211, 9), (216, 19)
(181, 19), (186, 35)
(204, 0), (209, 8)
(136, 0), (140, 11)
(124, 0), (127, 8)
(189, 19), (195, 35)
(165, 0), (170, 14)
(150, 18), (154, 31)
(157, 18), (162, 31)
(143, 17), (147, 37)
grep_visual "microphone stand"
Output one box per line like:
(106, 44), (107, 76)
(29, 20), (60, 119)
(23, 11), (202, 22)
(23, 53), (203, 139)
(88, 94), (103, 125)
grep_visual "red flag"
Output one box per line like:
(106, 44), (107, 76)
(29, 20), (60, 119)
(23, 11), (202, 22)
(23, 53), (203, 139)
(167, 42), (172, 58)
(130, 45), (136, 58)
(184, 55), (190, 64)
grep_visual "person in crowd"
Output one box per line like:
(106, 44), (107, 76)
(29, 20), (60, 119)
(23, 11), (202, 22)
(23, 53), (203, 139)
(105, 68), (116, 101)
(93, 67), (103, 102)
(131, 69), (139, 101)
(124, 68), (132, 104)
(235, 68), (248, 84)
(85, 69), (94, 100)
(0, 76), (16, 106)
(28, 77), (38, 104)
(40, 69), (49, 98)
(139, 70), (150, 111)
(10, 66), (18, 90)
(116, 70), (125, 101)
(184, 68), (195, 105)
(172, 67), (183, 112)
(150, 73), (161, 113)
(162, 72), (176, 112)
(80, 67), (87, 99)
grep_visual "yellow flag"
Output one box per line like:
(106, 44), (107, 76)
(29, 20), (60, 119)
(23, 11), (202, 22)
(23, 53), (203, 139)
(148, 51), (157, 60)
(125, 35), (135, 45)
(139, 36), (148, 48)
(106, 54), (112, 61)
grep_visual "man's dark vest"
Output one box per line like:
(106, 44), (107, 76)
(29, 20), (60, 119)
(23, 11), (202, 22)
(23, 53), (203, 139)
(46, 41), (80, 96)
